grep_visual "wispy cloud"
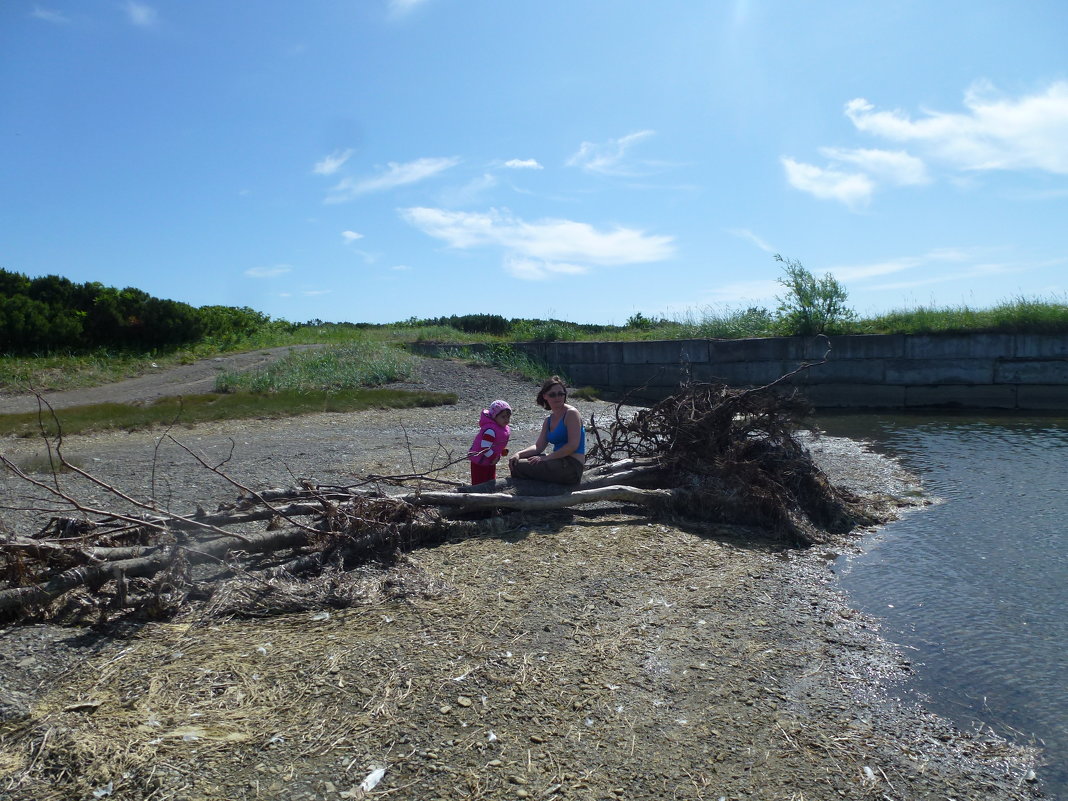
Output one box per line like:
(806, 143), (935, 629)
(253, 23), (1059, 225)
(702, 279), (782, 305)
(867, 261), (1031, 292)
(829, 248), (1064, 294)
(845, 80), (1068, 175)
(388, 0), (432, 16)
(438, 173), (498, 207)
(728, 228), (775, 253)
(124, 1), (158, 27)
(31, 6), (70, 23)
(819, 147), (930, 185)
(245, 265), (292, 278)
(325, 156), (460, 203)
(401, 207), (674, 280)
(567, 130), (656, 176)
(314, 149), (354, 176)
(504, 158), (543, 170)
(341, 230), (364, 243)
(781, 157), (875, 208)
(829, 248), (975, 282)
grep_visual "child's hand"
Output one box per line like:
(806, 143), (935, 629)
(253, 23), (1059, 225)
(501, 448), (508, 456)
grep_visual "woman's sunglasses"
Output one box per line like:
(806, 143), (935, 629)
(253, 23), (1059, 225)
(545, 390), (567, 398)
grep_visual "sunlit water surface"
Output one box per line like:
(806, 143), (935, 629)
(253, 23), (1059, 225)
(818, 413), (1068, 796)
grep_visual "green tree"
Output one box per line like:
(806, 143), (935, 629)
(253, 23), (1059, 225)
(773, 254), (854, 335)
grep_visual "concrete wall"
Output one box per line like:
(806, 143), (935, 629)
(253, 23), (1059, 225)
(411, 334), (1068, 411)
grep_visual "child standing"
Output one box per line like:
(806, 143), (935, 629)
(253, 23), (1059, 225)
(468, 399), (512, 485)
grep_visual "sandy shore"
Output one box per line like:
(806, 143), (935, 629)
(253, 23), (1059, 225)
(0, 358), (1044, 799)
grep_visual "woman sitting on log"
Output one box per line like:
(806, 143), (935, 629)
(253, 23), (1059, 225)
(509, 375), (586, 485)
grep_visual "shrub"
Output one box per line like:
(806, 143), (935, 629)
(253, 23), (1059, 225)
(773, 254), (855, 336)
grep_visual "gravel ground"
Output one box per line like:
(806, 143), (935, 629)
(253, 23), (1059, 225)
(0, 356), (1045, 800)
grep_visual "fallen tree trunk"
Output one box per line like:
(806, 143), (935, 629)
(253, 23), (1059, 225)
(413, 485), (675, 511)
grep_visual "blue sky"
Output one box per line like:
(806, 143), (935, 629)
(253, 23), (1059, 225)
(2, 1), (1066, 325)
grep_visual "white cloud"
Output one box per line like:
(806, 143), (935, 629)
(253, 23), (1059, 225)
(845, 81), (1068, 175)
(819, 147), (930, 186)
(303, 289), (332, 296)
(325, 156), (460, 203)
(728, 228), (775, 253)
(314, 149), (354, 176)
(781, 157), (874, 208)
(31, 6), (70, 23)
(504, 159), (543, 170)
(567, 130), (656, 176)
(124, 1), (158, 27)
(245, 265), (292, 278)
(401, 206), (674, 280)
(341, 230), (364, 243)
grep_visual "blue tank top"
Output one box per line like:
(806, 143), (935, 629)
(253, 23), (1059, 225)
(546, 413), (586, 455)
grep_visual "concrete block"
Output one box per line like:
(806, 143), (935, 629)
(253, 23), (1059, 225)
(823, 334), (906, 359)
(543, 341), (623, 365)
(904, 333), (1016, 359)
(886, 359), (995, 385)
(564, 364), (610, 387)
(512, 343), (549, 364)
(1014, 334), (1068, 358)
(995, 359), (1068, 384)
(792, 359), (886, 384)
(800, 383), (907, 409)
(904, 385), (1018, 409)
(608, 362), (686, 390)
(709, 337), (800, 363)
(621, 339), (710, 365)
(1015, 385), (1068, 411)
(691, 361), (791, 386)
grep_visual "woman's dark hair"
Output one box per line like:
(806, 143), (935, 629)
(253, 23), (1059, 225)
(536, 375), (567, 409)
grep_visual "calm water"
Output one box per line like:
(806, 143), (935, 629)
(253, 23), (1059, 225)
(818, 413), (1068, 797)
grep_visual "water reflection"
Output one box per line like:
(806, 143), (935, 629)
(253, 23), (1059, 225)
(818, 413), (1068, 795)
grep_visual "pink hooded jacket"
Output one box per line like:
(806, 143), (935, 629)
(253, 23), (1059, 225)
(468, 404), (511, 466)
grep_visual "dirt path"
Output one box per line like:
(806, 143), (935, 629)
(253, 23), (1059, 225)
(1, 345), (325, 414)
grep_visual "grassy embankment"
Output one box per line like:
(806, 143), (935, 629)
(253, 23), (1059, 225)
(2, 297), (1065, 437)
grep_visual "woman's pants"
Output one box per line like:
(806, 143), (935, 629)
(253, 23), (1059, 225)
(509, 455), (584, 485)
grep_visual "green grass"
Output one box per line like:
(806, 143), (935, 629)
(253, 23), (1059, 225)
(0, 389), (456, 438)
(853, 296), (1068, 335)
(437, 343), (554, 383)
(214, 341), (417, 393)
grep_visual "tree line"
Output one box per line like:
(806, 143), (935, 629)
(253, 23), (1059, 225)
(0, 268), (281, 354)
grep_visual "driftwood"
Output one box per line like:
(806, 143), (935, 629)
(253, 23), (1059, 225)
(1, 350), (875, 624)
